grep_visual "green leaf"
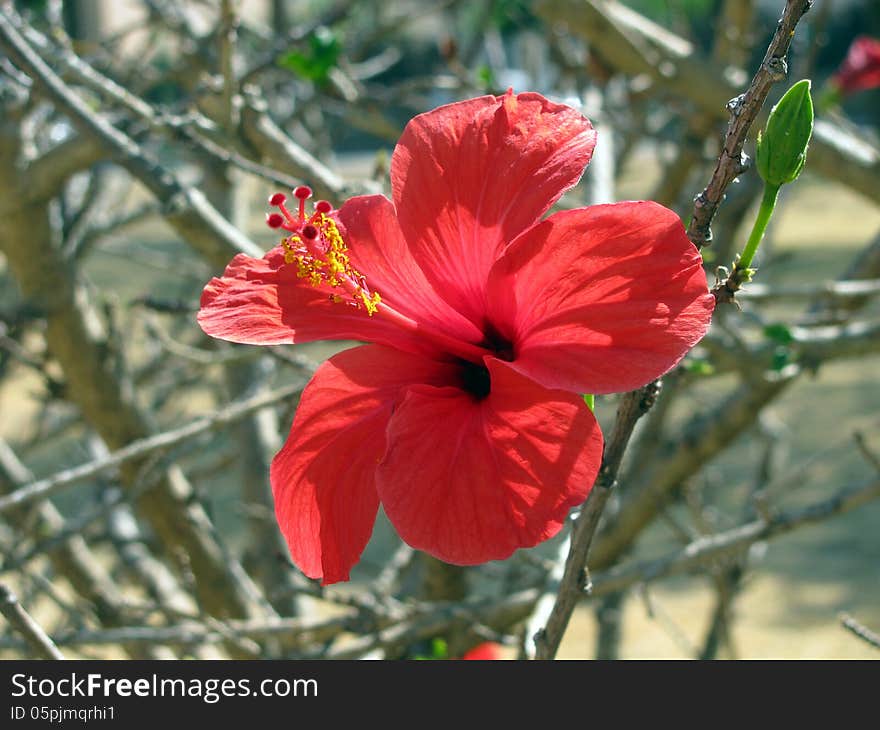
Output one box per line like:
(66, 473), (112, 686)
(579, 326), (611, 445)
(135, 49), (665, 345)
(412, 637), (449, 660)
(756, 79), (814, 187)
(430, 637), (448, 658)
(582, 394), (595, 411)
(771, 346), (790, 372)
(278, 26), (341, 83)
(763, 323), (794, 345)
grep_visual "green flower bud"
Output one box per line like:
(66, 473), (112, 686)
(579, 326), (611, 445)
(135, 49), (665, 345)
(756, 79), (814, 187)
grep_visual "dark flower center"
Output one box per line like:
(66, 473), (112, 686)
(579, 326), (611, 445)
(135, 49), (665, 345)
(460, 361), (491, 400)
(482, 323), (515, 362)
(458, 326), (516, 400)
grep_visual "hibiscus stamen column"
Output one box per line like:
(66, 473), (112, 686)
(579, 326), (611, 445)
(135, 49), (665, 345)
(266, 190), (493, 365)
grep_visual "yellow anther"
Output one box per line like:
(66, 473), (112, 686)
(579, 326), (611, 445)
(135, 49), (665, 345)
(277, 213), (381, 316)
(282, 234), (302, 265)
(359, 290), (381, 316)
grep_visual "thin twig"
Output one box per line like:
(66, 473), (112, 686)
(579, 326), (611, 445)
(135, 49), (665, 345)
(0, 7), (262, 268)
(541, 0), (880, 208)
(0, 614), (351, 651)
(854, 432), (880, 474)
(0, 379), (307, 516)
(531, 382), (662, 659)
(587, 95), (880, 581)
(690, 0), (812, 252)
(0, 439), (165, 659)
(0, 583), (65, 659)
(737, 279), (880, 302)
(590, 479), (880, 598)
(839, 613), (880, 651)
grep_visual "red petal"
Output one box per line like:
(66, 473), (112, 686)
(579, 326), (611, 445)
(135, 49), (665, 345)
(271, 345), (459, 585)
(337, 195), (484, 346)
(486, 202), (714, 394)
(198, 247), (453, 357)
(391, 92), (596, 324)
(376, 359), (602, 566)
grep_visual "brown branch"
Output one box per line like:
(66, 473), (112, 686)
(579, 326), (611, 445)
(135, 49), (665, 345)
(0, 583), (65, 659)
(11, 13), (320, 199)
(0, 8), (263, 269)
(0, 439), (166, 659)
(839, 612), (880, 651)
(23, 134), (106, 203)
(687, 0), (812, 250)
(597, 378), (875, 578)
(315, 590), (539, 660)
(301, 474), (880, 659)
(218, 0), (238, 135)
(790, 320), (880, 362)
(591, 375), (792, 570)
(10, 8), (157, 120)
(736, 278), (880, 303)
(591, 230), (880, 570)
(808, 230), (880, 322)
(0, 614), (352, 652)
(239, 96), (363, 203)
(591, 479), (880, 598)
(536, 0), (880, 210)
(1, 83), (272, 625)
(70, 203), (161, 261)
(530, 382), (661, 659)
(701, 319), (880, 378)
(85, 436), (197, 633)
(854, 432), (880, 475)
(2, 473), (875, 658)
(0, 380), (307, 517)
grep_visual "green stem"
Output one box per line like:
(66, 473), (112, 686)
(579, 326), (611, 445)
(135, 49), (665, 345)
(738, 183), (780, 272)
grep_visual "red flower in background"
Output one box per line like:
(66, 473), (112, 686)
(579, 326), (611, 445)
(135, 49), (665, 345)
(461, 642), (503, 660)
(831, 36), (880, 94)
(198, 91), (713, 585)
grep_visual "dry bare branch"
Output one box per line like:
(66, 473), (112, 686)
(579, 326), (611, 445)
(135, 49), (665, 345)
(0, 380), (307, 516)
(0, 583), (65, 659)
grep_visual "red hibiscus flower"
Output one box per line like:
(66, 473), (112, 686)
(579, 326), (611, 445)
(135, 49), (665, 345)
(831, 36), (880, 95)
(198, 92), (713, 585)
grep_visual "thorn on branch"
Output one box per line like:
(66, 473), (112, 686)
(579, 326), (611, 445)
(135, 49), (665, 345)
(726, 93), (746, 116)
(639, 380), (663, 412)
(765, 56), (788, 82)
(582, 568), (593, 596)
(693, 191), (710, 211)
(712, 261), (753, 306)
